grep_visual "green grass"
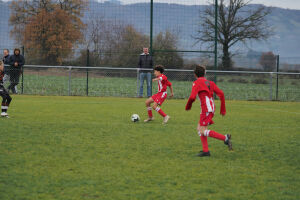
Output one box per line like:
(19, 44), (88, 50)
(1, 95), (300, 200)
(15, 71), (300, 101)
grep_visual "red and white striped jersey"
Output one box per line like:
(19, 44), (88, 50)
(157, 74), (172, 93)
(186, 77), (226, 115)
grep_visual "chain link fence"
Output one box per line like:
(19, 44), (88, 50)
(3, 65), (299, 102)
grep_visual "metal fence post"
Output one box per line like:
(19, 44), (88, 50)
(150, 0), (153, 55)
(276, 55), (280, 100)
(68, 66), (72, 96)
(21, 66), (24, 94)
(214, 0), (218, 84)
(86, 49), (89, 96)
(21, 46), (25, 94)
(137, 68), (140, 97)
(269, 72), (273, 101)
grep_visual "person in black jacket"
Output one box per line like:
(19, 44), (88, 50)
(2, 49), (10, 87)
(8, 48), (25, 94)
(138, 47), (153, 97)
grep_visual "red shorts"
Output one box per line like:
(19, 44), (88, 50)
(199, 112), (214, 126)
(152, 92), (167, 105)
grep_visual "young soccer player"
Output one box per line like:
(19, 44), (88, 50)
(0, 61), (12, 118)
(144, 65), (173, 124)
(185, 64), (232, 157)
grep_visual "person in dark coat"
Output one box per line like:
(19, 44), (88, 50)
(8, 48), (25, 94)
(138, 47), (153, 97)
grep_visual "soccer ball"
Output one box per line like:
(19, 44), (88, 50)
(131, 114), (140, 122)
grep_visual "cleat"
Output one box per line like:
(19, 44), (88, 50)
(224, 134), (233, 151)
(197, 151), (210, 157)
(144, 117), (154, 122)
(162, 115), (170, 124)
(1, 112), (8, 118)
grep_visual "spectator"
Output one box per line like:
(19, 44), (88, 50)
(8, 48), (25, 94)
(2, 49), (10, 87)
(138, 47), (153, 98)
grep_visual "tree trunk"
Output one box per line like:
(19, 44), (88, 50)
(222, 44), (232, 70)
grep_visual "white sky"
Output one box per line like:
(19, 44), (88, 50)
(1, 0), (300, 10)
(105, 0), (300, 10)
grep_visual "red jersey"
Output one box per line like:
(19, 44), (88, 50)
(185, 77), (226, 115)
(157, 74), (172, 93)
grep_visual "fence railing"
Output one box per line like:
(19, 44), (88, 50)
(3, 65), (300, 101)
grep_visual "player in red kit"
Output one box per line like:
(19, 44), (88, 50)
(144, 65), (174, 124)
(185, 65), (232, 157)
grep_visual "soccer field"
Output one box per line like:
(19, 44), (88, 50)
(1, 95), (299, 200)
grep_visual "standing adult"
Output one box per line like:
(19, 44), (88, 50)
(138, 47), (153, 98)
(8, 48), (25, 94)
(2, 49), (10, 87)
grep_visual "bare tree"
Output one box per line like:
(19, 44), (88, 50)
(153, 31), (183, 68)
(195, 0), (272, 69)
(82, 15), (149, 67)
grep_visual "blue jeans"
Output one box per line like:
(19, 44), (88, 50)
(139, 72), (152, 97)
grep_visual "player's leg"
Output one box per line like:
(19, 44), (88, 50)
(144, 97), (154, 122)
(3, 93), (12, 116)
(203, 113), (232, 150)
(6, 92), (12, 106)
(0, 91), (9, 117)
(152, 102), (170, 124)
(199, 112), (232, 150)
(197, 124), (210, 157)
(205, 129), (232, 151)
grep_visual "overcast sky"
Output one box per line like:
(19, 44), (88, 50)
(2, 0), (300, 10)
(101, 0), (300, 10)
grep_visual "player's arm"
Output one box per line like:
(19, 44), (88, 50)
(185, 83), (198, 110)
(152, 77), (160, 82)
(153, 75), (164, 82)
(213, 82), (226, 115)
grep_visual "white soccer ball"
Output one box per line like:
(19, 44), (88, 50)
(131, 114), (140, 122)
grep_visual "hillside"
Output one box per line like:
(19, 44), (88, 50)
(1, 1), (300, 57)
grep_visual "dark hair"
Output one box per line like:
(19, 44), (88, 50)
(154, 65), (164, 73)
(14, 48), (20, 54)
(194, 64), (206, 77)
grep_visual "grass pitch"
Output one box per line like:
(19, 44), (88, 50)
(0, 95), (299, 200)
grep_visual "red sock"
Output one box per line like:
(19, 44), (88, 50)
(206, 130), (226, 141)
(155, 107), (167, 117)
(147, 107), (153, 118)
(200, 135), (209, 152)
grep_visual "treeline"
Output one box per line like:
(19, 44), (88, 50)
(9, 0), (183, 68)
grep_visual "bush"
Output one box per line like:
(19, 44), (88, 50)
(228, 78), (249, 84)
(252, 78), (268, 84)
(218, 78), (224, 82)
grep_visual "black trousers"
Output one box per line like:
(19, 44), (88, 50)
(0, 85), (12, 106)
(8, 70), (21, 94)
